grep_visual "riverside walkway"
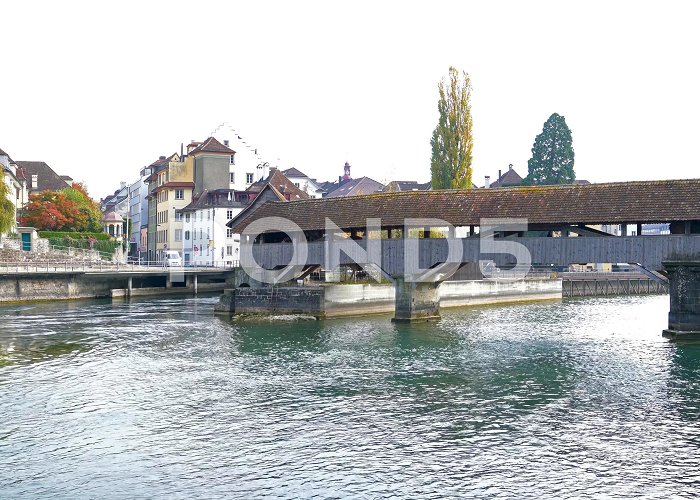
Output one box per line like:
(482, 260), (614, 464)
(0, 260), (237, 302)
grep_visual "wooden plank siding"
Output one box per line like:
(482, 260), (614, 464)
(249, 235), (700, 275)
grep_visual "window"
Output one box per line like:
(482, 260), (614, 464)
(199, 229), (202, 240)
(227, 228), (233, 238)
(226, 210), (233, 220)
(229, 172), (235, 184)
(175, 211), (183, 221)
(207, 210), (211, 220)
(199, 211), (202, 222)
(230, 154), (235, 165)
(175, 189), (184, 200)
(206, 230), (209, 240)
(185, 230), (190, 241)
(175, 229), (182, 242)
(294, 182), (300, 187)
(226, 245), (233, 256)
(185, 213), (190, 223)
(246, 173), (254, 184)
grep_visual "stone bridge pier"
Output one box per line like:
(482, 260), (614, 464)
(391, 278), (441, 323)
(663, 261), (700, 340)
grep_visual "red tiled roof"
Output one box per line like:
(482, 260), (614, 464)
(490, 167), (523, 188)
(188, 137), (236, 155)
(230, 179), (700, 233)
(248, 169), (310, 201)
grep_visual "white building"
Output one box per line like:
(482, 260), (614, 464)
(181, 189), (245, 267)
(210, 122), (272, 192)
(281, 167), (325, 198)
(0, 147), (28, 236)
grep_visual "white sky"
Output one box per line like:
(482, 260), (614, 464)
(2, 1), (699, 199)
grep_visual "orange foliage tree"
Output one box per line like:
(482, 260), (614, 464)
(21, 191), (85, 231)
(20, 182), (104, 232)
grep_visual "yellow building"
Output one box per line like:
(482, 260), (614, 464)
(148, 153), (194, 260)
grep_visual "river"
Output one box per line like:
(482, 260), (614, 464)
(1, 294), (699, 498)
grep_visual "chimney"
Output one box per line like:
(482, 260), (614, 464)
(498, 169), (502, 180)
(224, 139), (229, 147)
(31, 174), (38, 188)
(120, 181), (127, 190)
(509, 163), (513, 171)
(159, 156), (166, 161)
(484, 175), (490, 189)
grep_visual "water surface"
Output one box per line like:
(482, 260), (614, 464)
(1, 294), (699, 498)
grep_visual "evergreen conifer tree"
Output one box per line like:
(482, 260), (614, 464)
(524, 113), (575, 185)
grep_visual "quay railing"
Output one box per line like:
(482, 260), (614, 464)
(0, 260), (240, 274)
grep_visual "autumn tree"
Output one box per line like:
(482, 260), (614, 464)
(0, 178), (15, 235)
(21, 191), (82, 231)
(430, 67), (474, 189)
(20, 183), (103, 232)
(63, 182), (103, 232)
(524, 113), (575, 185)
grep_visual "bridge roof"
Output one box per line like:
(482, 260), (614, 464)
(229, 179), (700, 233)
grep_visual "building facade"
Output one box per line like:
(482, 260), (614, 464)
(182, 190), (245, 266)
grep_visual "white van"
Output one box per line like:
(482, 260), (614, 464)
(163, 250), (182, 267)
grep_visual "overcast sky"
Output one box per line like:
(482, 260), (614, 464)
(2, 1), (699, 198)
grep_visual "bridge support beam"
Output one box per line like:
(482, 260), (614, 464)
(663, 261), (700, 340)
(391, 278), (441, 323)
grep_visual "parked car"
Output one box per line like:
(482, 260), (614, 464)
(163, 250), (182, 267)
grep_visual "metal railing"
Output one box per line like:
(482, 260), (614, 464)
(0, 259), (240, 274)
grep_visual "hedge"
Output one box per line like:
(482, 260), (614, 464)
(46, 237), (120, 255)
(38, 231), (111, 241)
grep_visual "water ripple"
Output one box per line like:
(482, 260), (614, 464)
(1, 294), (700, 498)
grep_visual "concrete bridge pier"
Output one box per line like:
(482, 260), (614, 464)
(185, 274), (199, 294)
(391, 277), (441, 323)
(663, 261), (700, 340)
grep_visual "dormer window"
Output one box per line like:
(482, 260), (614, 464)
(230, 154), (235, 165)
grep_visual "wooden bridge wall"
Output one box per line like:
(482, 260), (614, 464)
(249, 235), (700, 274)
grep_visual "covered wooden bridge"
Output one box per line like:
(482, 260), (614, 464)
(227, 179), (700, 336)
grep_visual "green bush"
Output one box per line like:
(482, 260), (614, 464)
(47, 237), (120, 255)
(38, 231), (111, 241)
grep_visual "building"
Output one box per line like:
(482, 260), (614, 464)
(243, 167), (310, 202)
(0, 147), (28, 235)
(15, 160), (73, 194)
(181, 190), (245, 266)
(128, 166), (152, 259)
(181, 168), (308, 266)
(325, 176), (385, 197)
(210, 123), (272, 191)
(100, 182), (129, 215)
(282, 167), (325, 198)
(144, 153), (190, 262)
(318, 162), (385, 198)
(102, 211), (124, 240)
(485, 164), (523, 188)
(382, 181), (431, 193)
